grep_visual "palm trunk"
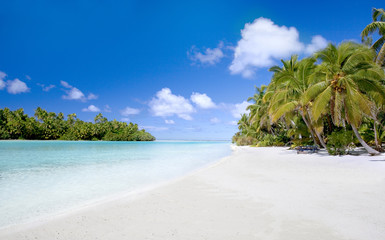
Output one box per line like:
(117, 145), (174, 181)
(375, 43), (385, 67)
(305, 109), (327, 148)
(374, 121), (382, 151)
(314, 131), (327, 149)
(351, 124), (380, 155)
(303, 110), (327, 148)
(300, 111), (320, 146)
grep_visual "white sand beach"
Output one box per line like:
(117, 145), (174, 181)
(1, 146), (385, 240)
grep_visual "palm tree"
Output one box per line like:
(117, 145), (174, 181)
(237, 113), (250, 135)
(246, 85), (272, 136)
(306, 42), (385, 155)
(267, 55), (327, 148)
(361, 8), (385, 66)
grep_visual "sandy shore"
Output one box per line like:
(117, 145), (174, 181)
(1, 146), (385, 240)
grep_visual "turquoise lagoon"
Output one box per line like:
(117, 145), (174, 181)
(0, 140), (231, 228)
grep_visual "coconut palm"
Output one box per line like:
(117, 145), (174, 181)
(361, 8), (385, 66)
(306, 42), (385, 155)
(267, 55), (327, 148)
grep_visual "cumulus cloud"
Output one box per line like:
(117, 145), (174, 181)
(0, 71), (30, 94)
(230, 18), (304, 78)
(61, 81), (97, 101)
(121, 117), (130, 122)
(188, 41), (224, 65)
(7, 78), (30, 94)
(165, 119), (175, 124)
(229, 18), (329, 78)
(82, 105), (101, 112)
(231, 101), (251, 118)
(37, 83), (55, 92)
(305, 35), (328, 54)
(190, 92), (216, 109)
(63, 87), (85, 100)
(0, 71), (6, 90)
(210, 117), (220, 124)
(120, 107), (140, 116)
(149, 88), (195, 120)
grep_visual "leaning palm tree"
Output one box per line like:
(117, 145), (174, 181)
(247, 85), (272, 136)
(267, 55), (327, 148)
(305, 42), (385, 155)
(361, 8), (385, 66)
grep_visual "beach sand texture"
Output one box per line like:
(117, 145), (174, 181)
(1, 146), (385, 240)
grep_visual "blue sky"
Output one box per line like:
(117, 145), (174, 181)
(0, 0), (383, 140)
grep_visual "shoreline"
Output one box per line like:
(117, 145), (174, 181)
(1, 146), (385, 239)
(0, 144), (233, 231)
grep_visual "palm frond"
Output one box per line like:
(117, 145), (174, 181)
(372, 37), (385, 53)
(312, 86), (332, 120)
(271, 101), (298, 123)
(361, 22), (385, 41)
(372, 8), (385, 22)
(303, 81), (327, 103)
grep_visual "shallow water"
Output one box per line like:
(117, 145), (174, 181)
(0, 140), (231, 228)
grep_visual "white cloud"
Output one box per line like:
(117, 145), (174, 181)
(82, 105), (101, 112)
(60, 80), (72, 88)
(165, 119), (175, 124)
(38, 83), (55, 92)
(210, 117), (220, 124)
(120, 107), (140, 116)
(60, 81), (96, 102)
(231, 101), (250, 118)
(190, 92), (216, 109)
(229, 18), (328, 78)
(63, 87), (85, 100)
(305, 35), (328, 54)
(0, 71), (7, 90)
(189, 41), (224, 65)
(230, 18), (304, 78)
(87, 93), (98, 100)
(121, 117), (130, 122)
(7, 78), (30, 94)
(149, 88), (195, 120)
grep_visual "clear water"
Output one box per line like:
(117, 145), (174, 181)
(0, 140), (231, 228)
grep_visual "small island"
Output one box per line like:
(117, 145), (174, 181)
(0, 107), (155, 141)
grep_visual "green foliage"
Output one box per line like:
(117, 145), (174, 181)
(326, 131), (354, 155)
(232, 133), (257, 146)
(256, 134), (276, 147)
(0, 107), (155, 141)
(232, 41), (385, 155)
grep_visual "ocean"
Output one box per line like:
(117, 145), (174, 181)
(0, 140), (231, 228)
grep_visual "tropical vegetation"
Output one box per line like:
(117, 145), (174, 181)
(233, 8), (385, 155)
(0, 107), (155, 141)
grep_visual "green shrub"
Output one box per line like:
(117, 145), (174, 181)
(256, 134), (275, 147)
(234, 136), (256, 146)
(326, 130), (354, 155)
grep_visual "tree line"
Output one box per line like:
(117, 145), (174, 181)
(0, 107), (155, 141)
(233, 8), (385, 155)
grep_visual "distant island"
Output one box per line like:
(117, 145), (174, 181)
(0, 107), (155, 141)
